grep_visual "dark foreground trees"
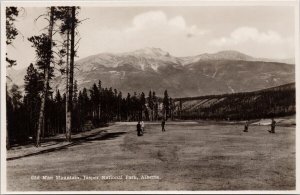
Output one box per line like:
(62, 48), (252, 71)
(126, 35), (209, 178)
(56, 6), (80, 142)
(25, 6), (81, 146)
(6, 7), (174, 148)
(7, 76), (172, 146)
(28, 7), (56, 146)
(6, 6), (20, 149)
(6, 7), (19, 67)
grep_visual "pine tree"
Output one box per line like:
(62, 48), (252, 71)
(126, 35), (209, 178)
(55, 6), (81, 141)
(108, 87), (114, 120)
(82, 88), (90, 123)
(60, 7), (72, 140)
(6, 84), (22, 148)
(148, 90), (153, 121)
(9, 84), (22, 111)
(153, 91), (158, 120)
(54, 90), (63, 134)
(126, 93), (131, 121)
(163, 90), (170, 120)
(66, 6), (77, 141)
(169, 97), (174, 120)
(6, 7), (19, 67)
(73, 80), (78, 104)
(24, 64), (42, 138)
(77, 91), (83, 130)
(98, 80), (102, 119)
(140, 92), (146, 120)
(6, 6), (19, 149)
(72, 81), (79, 131)
(117, 91), (122, 121)
(28, 7), (56, 147)
(6, 86), (13, 149)
(90, 83), (100, 121)
(132, 92), (139, 120)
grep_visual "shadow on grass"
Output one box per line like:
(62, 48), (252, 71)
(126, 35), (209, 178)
(7, 131), (126, 161)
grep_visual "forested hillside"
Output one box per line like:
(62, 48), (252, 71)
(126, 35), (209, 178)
(174, 83), (295, 120)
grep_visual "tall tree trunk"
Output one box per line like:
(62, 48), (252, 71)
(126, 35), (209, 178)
(36, 7), (54, 147)
(42, 116), (45, 138)
(65, 27), (70, 140)
(152, 109), (154, 121)
(6, 117), (10, 149)
(6, 85), (10, 150)
(66, 7), (76, 142)
(99, 105), (101, 120)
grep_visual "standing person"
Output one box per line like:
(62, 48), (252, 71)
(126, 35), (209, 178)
(269, 118), (276, 133)
(161, 119), (166, 132)
(141, 121), (145, 133)
(243, 121), (249, 132)
(137, 121), (143, 136)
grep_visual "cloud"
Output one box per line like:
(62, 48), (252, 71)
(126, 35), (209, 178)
(209, 26), (294, 58)
(79, 10), (208, 58)
(128, 11), (206, 36)
(210, 26), (285, 46)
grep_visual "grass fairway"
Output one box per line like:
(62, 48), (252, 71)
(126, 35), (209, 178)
(6, 121), (295, 191)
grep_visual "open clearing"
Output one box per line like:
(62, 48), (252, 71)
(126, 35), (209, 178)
(6, 121), (295, 191)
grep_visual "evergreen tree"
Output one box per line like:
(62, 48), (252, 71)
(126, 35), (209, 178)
(153, 91), (158, 120)
(163, 90), (170, 120)
(28, 7), (56, 146)
(72, 80), (79, 131)
(54, 90), (64, 134)
(113, 89), (118, 119)
(73, 80), (78, 103)
(140, 92), (146, 120)
(77, 91), (83, 130)
(6, 6), (20, 148)
(148, 90), (153, 121)
(82, 88), (90, 121)
(24, 64), (42, 137)
(98, 80), (102, 119)
(132, 92), (139, 120)
(90, 83), (100, 120)
(6, 7), (19, 67)
(169, 97), (174, 120)
(6, 84), (23, 147)
(6, 86), (13, 149)
(9, 84), (22, 111)
(126, 93), (131, 121)
(66, 6), (78, 141)
(117, 91), (122, 121)
(55, 6), (81, 141)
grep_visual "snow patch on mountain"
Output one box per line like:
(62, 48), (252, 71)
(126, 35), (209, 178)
(76, 47), (181, 72)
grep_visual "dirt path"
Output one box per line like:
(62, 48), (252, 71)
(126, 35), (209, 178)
(6, 122), (295, 191)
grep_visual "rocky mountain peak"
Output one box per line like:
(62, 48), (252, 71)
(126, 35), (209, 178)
(129, 47), (171, 57)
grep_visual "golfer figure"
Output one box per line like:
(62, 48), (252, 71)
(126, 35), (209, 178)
(137, 121), (143, 136)
(269, 118), (276, 133)
(244, 121), (249, 132)
(141, 121), (145, 132)
(161, 119), (166, 132)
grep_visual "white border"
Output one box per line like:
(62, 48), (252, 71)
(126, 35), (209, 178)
(295, 0), (300, 193)
(1, 0), (299, 194)
(1, 1), (7, 194)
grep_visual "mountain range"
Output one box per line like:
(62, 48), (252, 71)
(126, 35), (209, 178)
(7, 48), (295, 97)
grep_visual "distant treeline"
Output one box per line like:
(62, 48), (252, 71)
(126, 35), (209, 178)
(175, 83), (295, 120)
(7, 64), (173, 145)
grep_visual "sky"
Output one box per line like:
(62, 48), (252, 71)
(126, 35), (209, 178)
(6, 5), (295, 70)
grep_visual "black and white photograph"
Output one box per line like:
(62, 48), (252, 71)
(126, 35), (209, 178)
(1, 0), (299, 193)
